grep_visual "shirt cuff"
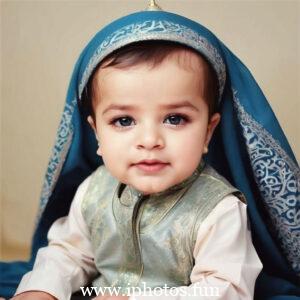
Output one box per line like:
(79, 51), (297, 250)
(15, 269), (72, 300)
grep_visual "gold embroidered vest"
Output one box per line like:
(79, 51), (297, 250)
(81, 162), (244, 292)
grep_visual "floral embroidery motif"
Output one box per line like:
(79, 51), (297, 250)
(78, 20), (226, 103)
(233, 92), (300, 275)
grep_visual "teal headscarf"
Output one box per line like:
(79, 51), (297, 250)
(1, 8), (299, 299)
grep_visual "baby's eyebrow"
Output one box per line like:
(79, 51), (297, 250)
(160, 101), (199, 112)
(102, 104), (136, 115)
(102, 100), (199, 115)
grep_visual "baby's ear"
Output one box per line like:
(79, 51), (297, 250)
(87, 115), (102, 156)
(87, 115), (99, 142)
(205, 113), (221, 146)
(87, 115), (96, 131)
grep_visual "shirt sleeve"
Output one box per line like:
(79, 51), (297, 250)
(130, 195), (263, 300)
(15, 175), (97, 300)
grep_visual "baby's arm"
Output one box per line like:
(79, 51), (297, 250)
(13, 176), (97, 300)
(187, 195), (262, 299)
(128, 195), (262, 300)
(11, 291), (56, 300)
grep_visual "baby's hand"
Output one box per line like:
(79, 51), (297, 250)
(10, 291), (56, 300)
(92, 296), (129, 300)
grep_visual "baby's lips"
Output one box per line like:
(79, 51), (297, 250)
(134, 159), (168, 165)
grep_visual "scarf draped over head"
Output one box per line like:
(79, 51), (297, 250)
(1, 9), (299, 300)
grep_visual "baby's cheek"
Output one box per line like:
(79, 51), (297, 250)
(176, 138), (204, 159)
(174, 143), (204, 173)
(101, 151), (128, 179)
(99, 136), (118, 157)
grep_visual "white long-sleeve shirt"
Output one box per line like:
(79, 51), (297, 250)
(15, 176), (262, 300)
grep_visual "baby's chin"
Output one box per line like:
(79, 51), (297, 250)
(112, 169), (187, 196)
(129, 180), (176, 196)
(132, 186), (165, 196)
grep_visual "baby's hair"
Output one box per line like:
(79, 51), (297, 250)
(81, 40), (218, 120)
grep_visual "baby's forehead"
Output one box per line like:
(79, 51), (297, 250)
(88, 41), (215, 107)
(96, 47), (207, 79)
(95, 51), (208, 92)
(166, 48), (208, 71)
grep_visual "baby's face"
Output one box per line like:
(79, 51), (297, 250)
(88, 51), (220, 195)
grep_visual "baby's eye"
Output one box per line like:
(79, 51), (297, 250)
(164, 114), (188, 126)
(112, 116), (135, 127)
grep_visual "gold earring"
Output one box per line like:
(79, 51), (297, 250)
(203, 146), (209, 154)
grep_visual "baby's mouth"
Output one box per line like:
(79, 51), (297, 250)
(133, 159), (169, 172)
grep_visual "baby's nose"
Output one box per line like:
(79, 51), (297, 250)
(136, 124), (164, 150)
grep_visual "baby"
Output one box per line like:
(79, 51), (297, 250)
(12, 40), (262, 300)
(2, 1), (299, 298)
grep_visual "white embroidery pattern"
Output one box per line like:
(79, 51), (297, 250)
(233, 92), (300, 275)
(35, 99), (76, 223)
(78, 20), (226, 102)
